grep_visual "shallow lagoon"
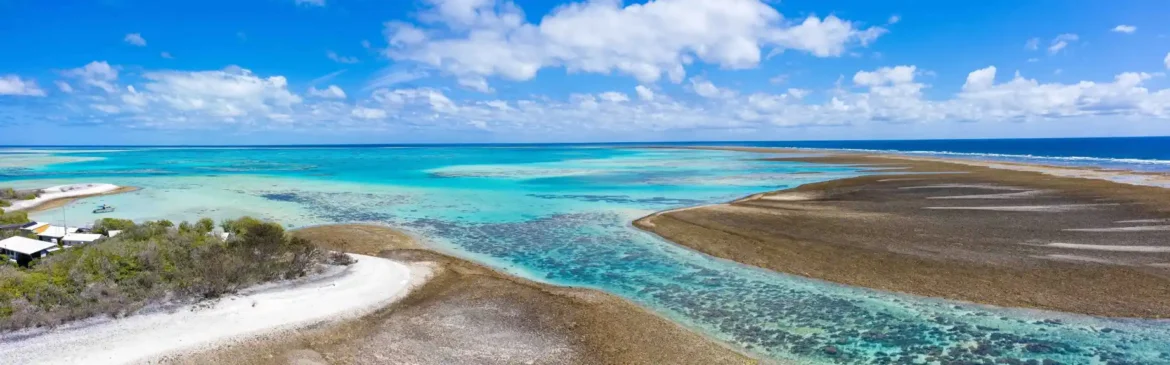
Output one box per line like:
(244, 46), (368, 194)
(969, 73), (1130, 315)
(5, 146), (1170, 364)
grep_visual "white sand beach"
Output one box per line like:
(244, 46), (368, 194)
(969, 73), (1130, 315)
(6, 183), (122, 211)
(0, 254), (433, 365)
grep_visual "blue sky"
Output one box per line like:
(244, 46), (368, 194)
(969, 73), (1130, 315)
(2, 0), (1170, 144)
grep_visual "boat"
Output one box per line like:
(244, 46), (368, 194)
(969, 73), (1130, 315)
(92, 204), (115, 214)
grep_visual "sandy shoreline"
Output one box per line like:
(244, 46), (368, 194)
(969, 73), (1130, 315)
(635, 146), (1170, 318)
(172, 224), (760, 365)
(6, 183), (139, 213)
(0, 254), (432, 365)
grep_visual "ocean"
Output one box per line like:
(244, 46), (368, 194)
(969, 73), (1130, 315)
(1, 139), (1169, 363)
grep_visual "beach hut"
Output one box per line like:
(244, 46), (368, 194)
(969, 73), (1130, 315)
(37, 225), (79, 243)
(0, 236), (58, 266)
(21, 222), (49, 235)
(62, 233), (103, 247)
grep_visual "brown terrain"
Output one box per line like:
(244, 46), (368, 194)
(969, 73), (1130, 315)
(170, 224), (759, 365)
(636, 149), (1170, 318)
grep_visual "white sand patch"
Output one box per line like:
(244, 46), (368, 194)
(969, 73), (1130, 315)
(1115, 219), (1170, 224)
(900, 184), (1026, 190)
(1063, 225), (1170, 232)
(1043, 243), (1170, 253)
(0, 254), (433, 365)
(928, 190), (1048, 200)
(924, 204), (1117, 212)
(759, 192), (820, 201)
(0, 154), (104, 168)
(6, 183), (121, 211)
(1036, 254), (1119, 265)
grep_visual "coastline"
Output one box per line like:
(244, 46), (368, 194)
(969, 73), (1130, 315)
(0, 253), (431, 365)
(6, 184), (140, 213)
(634, 146), (1170, 318)
(172, 224), (762, 365)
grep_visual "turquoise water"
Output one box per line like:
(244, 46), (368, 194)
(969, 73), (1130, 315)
(3, 146), (1170, 364)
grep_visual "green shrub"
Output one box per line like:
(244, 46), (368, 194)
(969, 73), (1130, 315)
(0, 200), (10, 208)
(0, 216), (326, 330)
(93, 218), (136, 235)
(0, 210), (29, 225)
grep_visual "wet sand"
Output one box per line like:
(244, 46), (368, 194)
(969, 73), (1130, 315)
(171, 224), (759, 365)
(636, 148), (1170, 318)
(25, 186), (140, 213)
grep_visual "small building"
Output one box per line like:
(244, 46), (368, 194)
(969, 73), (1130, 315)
(22, 222), (49, 235)
(37, 225), (79, 244)
(107, 230), (123, 237)
(0, 222), (33, 231)
(0, 236), (58, 266)
(62, 233), (103, 247)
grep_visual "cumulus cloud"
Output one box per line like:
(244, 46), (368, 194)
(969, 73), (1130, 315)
(383, 0), (885, 91)
(1048, 33), (1078, 54)
(327, 51), (359, 64)
(689, 77), (735, 98)
(635, 85), (656, 101)
(351, 107), (387, 119)
(55, 81), (74, 93)
(308, 85), (347, 99)
(1024, 37), (1039, 51)
(64, 61), (119, 93)
(124, 33), (147, 46)
(0, 75), (47, 96)
(1111, 25), (1136, 34)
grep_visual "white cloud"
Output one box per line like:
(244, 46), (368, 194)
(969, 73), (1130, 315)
(635, 85), (655, 101)
(161, 52), (174, 59)
(91, 104), (121, 114)
(1111, 25), (1136, 34)
(295, 0), (325, 7)
(1048, 33), (1078, 54)
(64, 61), (119, 93)
(361, 40), (372, 49)
(55, 81), (74, 93)
(308, 85), (347, 99)
(689, 77), (735, 98)
(366, 70), (428, 90)
(888, 15), (900, 24)
(124, 33), (147, 47)
(351, 107), (387, 119)
(598, 91), (629, 103)
(1024, 37), (1039, 51)
(122, 66), (302, 120)
(327, 51), (359, 64)
(0, 75), (47, 96)
(1165, 52), (1170, 69)
(384, 0), (885, 90)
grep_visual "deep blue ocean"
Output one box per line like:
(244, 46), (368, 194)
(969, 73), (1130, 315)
(2, 138), (1170, 363)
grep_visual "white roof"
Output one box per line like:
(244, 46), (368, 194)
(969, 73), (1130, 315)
(0, 236), (57, 255)
(63, 233), (103, 243)
(108, 230), (123, 237)
(39, 226), (78, 238)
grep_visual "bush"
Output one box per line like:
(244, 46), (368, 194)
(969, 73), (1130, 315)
(0, 210), (29, 225)
(0, 200), (10, 208)
(93, 218), (136, 235)
(0, 216), (328, 331)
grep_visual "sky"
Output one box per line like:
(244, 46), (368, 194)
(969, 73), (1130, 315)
(2, 0), (1170, 145)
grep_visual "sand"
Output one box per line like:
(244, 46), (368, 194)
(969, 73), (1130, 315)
(7, 183), (127, 212)
(172, 224), (759, 365)
(0, 254), (430, 365)
(635, 147), (1170, 318)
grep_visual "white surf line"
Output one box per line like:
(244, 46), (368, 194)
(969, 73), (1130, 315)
(924, 204), (1118, 212)
(1035, 254), (1119, 265)
(899, 184), (1027, 190)
(0, 254), (431, 365)
(927, 190), (1048, 200)
(1115, 219), (1170, 224)
(6, 183), (121, 211)
(1063, 225), (1170, 232)
(1042, 243), (1170, 253)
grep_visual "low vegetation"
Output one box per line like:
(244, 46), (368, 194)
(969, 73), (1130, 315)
(0, 187), (39, 202)
(0, 216), (340, 331)
(0, 209), (29, 225)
